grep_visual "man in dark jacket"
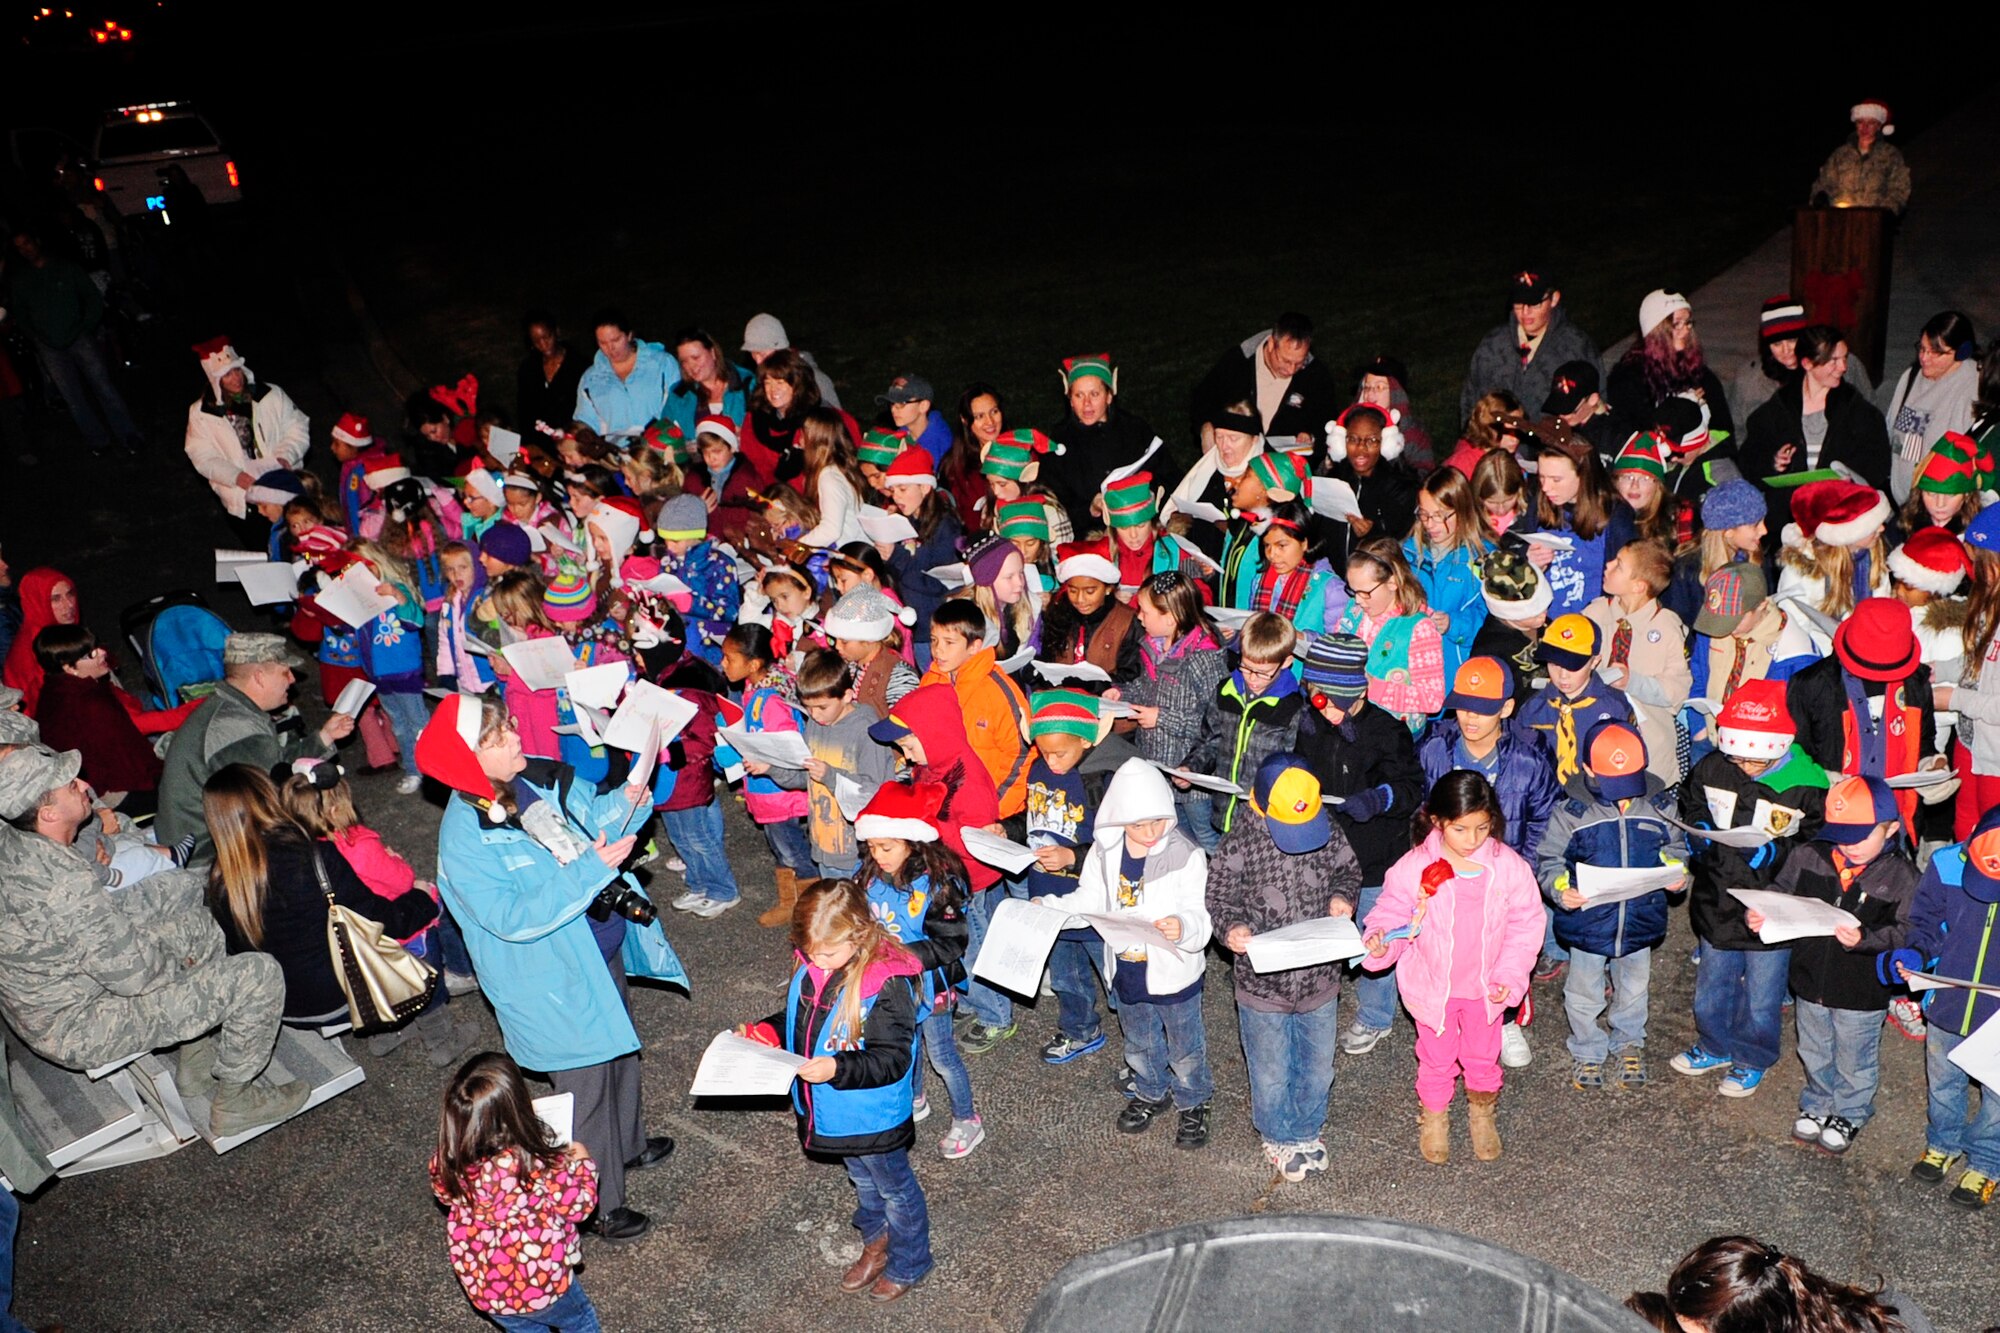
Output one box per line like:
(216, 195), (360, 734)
(4, 229), (144, 456)
(1461, 269), (1602, 428)
(1190, 314), (1342, 458)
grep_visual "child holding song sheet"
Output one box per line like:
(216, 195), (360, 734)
(1206, 753), (1362, 1181)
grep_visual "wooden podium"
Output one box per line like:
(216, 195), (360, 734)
(1791, 206), (1893, 385)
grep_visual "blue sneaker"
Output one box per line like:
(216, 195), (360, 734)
(1040, 1032), (1106, 1065)
(1718, 1066), (1765, 1098)
(1669, 1044), (1731, 1076)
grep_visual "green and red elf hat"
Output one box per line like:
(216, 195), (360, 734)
(1103, 471), (1159, 529)
(1028, 688), (1110, 743)
(859, 427), (909, 468)
(980, 428), (1064, 482)
(997, 499), (1051, 542)
(1060, 353), (1117, 393)
(642, 418), (692, 463)
(1916, 431), (1980, 496)
(1248, 450), (1308, 503)
(1611, 431), (1669, 482)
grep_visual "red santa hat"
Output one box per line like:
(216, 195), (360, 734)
(1850, 100), (1894, 134)
(883, 447), (937, 489)
(854, 781), (946, 844)
(414, 694), (494, 802)
(1888, 527), (1969, 595)
(1054, 542), (1121, 586)
(360, 451), (412, 490)
(694, 413), (740, 451)
(332, 412), (373, 447)
(1781, 479), (1890, 550)
(1713, 678), (1796, 761)
(463, 469), (505, 510)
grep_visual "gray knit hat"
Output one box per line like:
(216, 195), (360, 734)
(654, 493), (709, 542)
(0, 745), (81, 820)
(1701, 479), (1767, 532)
(824, 587), (916, 643)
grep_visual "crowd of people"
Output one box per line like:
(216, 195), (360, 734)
(0, 97), (1990, 1332)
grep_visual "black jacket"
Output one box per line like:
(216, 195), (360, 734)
(516, 345), (586, 434)
(1293, 700), (1425, 886)
(1740, 380), (1892, 499)
(1680, 747), (1829, 951)
(1047, 406), (1160, 529)
(216, 827), (439, 1020)
(1775, 841), (1917, 1011)
(1787, 655), (1936, 779)
(759, 965), (920, 1158)
(1189, 332), (1344, 454)
(1321, 457), (1420, 570)
(1604, 357), (1734, 445)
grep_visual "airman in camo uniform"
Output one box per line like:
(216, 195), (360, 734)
(0, 743), (306, 1137)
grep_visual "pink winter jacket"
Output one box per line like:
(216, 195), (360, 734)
(501, 626), (566, 759)
(330, 824), (436, 944)
(1361, 830), (1544, 1035)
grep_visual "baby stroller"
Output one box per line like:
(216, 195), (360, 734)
(120, 591), (231, 709)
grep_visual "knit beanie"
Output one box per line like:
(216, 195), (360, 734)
(1915, 432), (1979, 496)
(1481, 548), (1551, 621)
(996, 500), (1050, 542)
(1299, 632), (1369, 700)
(655, 493), (709, 542)
(244, 469), (309, 507)
(1584, 719), (1649, 803)
(1818, 774), (1898, 845)
(859, 427), (908, 468)
(966, 536), (1018, 589)
(1102, 472), (1159, 529)
(1713, 678), (1795, 761)
(1028, 688), (1107, 743)
(1700, 478), (1766, 531)
(543, 570), (597, 623)
(1638, 289), (1691, 338)
(824, 586), (915, 643)
(1760, 295), (1809, 342)
(980, 428), (1063, 482)
(478, 521), (533, 569)
(1888, 528), (1969, 595)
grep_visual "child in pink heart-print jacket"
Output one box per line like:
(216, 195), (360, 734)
(430, 1053), (601, 1326)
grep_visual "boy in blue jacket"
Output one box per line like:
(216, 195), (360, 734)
(1536, 721), (1687, 1092)
(1517, 614), (1638, 787)
(1882, 804), (2000, 1210)
(654, 492), (741, 668)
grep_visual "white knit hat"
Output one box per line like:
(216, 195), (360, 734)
(824, 587), (916, 643)
(742, 313), (790, 354)
(1638, 289), (1691, 338)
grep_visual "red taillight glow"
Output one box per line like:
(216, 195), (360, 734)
(92, 177), (103, 192)
(226, 161), (239, 188)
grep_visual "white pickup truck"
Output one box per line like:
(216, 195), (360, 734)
(90, 101), (240, 219)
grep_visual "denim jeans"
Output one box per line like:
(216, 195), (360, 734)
(1925, 1023), (2000, 1176)
(377, 688), (431, 776)
(1175, 789), (1219, 852)
(845, 1148), (934, 1285)
(1050, 933), (1109, 1040)
(1236, 996), (1340, 1144)
(1349, 884), (1398, 1032)
(33, 333), (140, 452)
(1541, 902), (1569, 963)
(1563, 947), (1653, 1064)
(761, 816), (816, 876)
(1794, 999), (1884, 1126)
(435, 904), (474, 978)
(662, 802), (740, 902)
(919, 1005), (976, 1120)
(0, 1187), (29, 1333)
(490, 1281), (602, 1332)
(962, 886), (1017, 1028)
(1692, 944), (1792, 1071)
(1121, 991), (1214, 1108)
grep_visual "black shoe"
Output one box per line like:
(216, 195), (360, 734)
(625, 1135), (675, 1171)
(584, 1206), (652, 1243)
(1111, 1064), (1137, 1098)
(1175, 1104), (1211, 1150)
(1116, 1095), (1170, 1134)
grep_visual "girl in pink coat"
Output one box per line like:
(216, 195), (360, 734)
(1362, 770), (1543, 1164)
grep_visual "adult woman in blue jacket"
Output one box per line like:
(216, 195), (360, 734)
(419, 692), (687, 1244)
(574, 310), (679, 442)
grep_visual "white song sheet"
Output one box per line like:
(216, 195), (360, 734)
(1246, 916), (1366, 973)
(858, 506), (918, 544)
(1574, 863), (1685, 906)
(500, 637), (580, 692)
(958, 827), (1038, 875)
(689, 1032), (811, 1097)
(1727, 888), (1861, 944)
(718, 724), (813, 769)
(1946, 1009), (2000, 1088)
(969, 897), (1071, 996)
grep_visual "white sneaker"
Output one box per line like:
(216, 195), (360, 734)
(662, 854), (687, 874)
(670, 890), (709, 912)
(1339, 1020), (1389, 1056)
(1499, 1020), (1533, 1069)
(688, 896), (738, 919)
(912, 1092), (931, 1123)
(394, 773), (423, 795)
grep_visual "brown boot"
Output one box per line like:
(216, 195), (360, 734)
(758, 868), (800, 928)
(1418, 1104), (1450, 1164)
(1466, 1089), (1502, 1161)
(841, 1233), (891, 1293)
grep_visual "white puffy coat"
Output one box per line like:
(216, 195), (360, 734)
(184, 377), (310, 518)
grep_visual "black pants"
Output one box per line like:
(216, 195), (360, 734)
(549, 950), (645, 1213)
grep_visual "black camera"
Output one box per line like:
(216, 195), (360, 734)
(589, 883), (657, 927)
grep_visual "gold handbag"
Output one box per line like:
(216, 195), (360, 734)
(312, 849), (439, 1032)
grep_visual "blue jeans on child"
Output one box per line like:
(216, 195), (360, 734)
(1349, 885), (1398, 1032)
(919, 1004), (975, 1120)
(1925, 1023), (2000, 1176)
(434, 905), (474, 979)
(844, 1148), (934, 1286)
(1794, 999), (1884, 1126)
(661, 803), (740, 903)
(1236, 996), (1340, 1144)
(378, 689), (430, 775)
(1541, 902), (1569, 964)
(490, 1281), (601, 1332)
(1175, 789), (1219, 852)
(761, 816), (815, 876)
(962, 884), (1025, 1028)
(1050, 932), (1113, 1040)
(1121, 991), (1214, 1108)
(1564, 947), (1652, 1064)
(1692, 944), (1792, 1071)
(0, 1188), (30, 1333)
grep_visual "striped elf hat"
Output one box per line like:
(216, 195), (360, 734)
(980, 428), (1064, 481)
(1060, 352), (1116, 392)
(1612, 431), (1669, 482)
(859, 427), (908, 467)
(997, 499), (1051, 541)
(1916, 431), (1979, 496)
(1029, 688), (1108, 743)
(542, 569), (598, 623)
(1102, 471), (1158, 529)
(1249, 450), (1308, 502)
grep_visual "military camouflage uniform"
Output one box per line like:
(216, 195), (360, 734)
(155, 683), (330, 860)
(1810, 137), (1911, 213)
(0, 831), (283, 1084)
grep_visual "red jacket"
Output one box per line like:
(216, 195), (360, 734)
(36, 670), (165, 795)
(654, 687), (722, 813)
(894, 684), (1002, 891)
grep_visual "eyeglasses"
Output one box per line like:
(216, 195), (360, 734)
(1240, 662), (1283, 682)
(1349, 580), (1388, 598)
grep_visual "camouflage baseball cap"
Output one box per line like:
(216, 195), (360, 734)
(0, 745), (81, 820)
(0, 712), (38, 745)
(0, 684), (22, 712)
(222, 632), (305, 669)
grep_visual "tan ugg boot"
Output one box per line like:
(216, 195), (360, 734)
(1466, 1089), (1502, 1161)
(1418, 1104), (1450, 1164)
(759, 868), (800, 928)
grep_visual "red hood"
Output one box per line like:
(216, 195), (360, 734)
(890, 682), (980, 771)
(3, 567), (76, 711)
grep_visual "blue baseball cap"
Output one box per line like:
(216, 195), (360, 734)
(1250, 752), (1332, 854)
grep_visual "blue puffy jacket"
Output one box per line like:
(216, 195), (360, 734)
(1901, 842), (2000, 1037)
(1534, 770), (1688, 957)
(1417, 719), (1560, 861)
(1403, 535), (1489, 685)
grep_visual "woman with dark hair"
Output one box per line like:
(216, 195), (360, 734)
(1733, 296), (1878, 426)
(663, 326), (753, 442)
(1633, 1234), (1922, 1332)
(1047, 353), (1158, 527)
(943, 382), (1005, 527)
(574, 308), (675, 442)
(516, 309), (585, 434)
(1741, 325), (1892, 502)
(1884, 312), (1980, 502)
(740, 348), (823, 483)
(1607, 290), (1732, 444)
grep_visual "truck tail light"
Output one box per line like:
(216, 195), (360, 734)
(93, 177), (103, 192)
(226, 160), (239, 188)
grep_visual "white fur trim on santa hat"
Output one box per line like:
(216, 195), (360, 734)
(1889, 543), (1966, 595)
(452, 693), (483, 751)
(465, 470), (505, 509)
(1851, 101), (1893, 133)
(854, 814), (939, 843)
(1055, 552), (1121, 585)
(694, 417), (739, 450)
(363, 463), (413, 489)
(331, 420), (372, 447)
(1815, 490), (1892, 548)
(1715, 720), (1793, 761)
